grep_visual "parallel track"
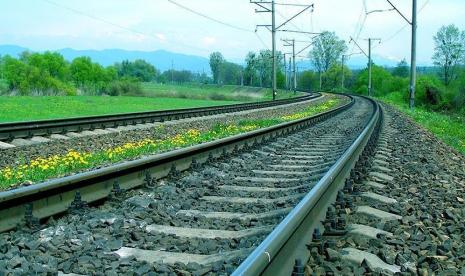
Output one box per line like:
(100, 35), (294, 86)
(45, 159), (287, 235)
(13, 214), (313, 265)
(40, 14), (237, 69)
(0, 95), (382, 275)
(0, 93), (320, 142)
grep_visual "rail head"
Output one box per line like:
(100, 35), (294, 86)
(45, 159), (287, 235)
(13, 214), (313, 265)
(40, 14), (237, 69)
(232, 96), (381, 275)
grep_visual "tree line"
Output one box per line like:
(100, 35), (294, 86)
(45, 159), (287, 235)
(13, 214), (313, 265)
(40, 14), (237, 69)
(0, 52), (211, 96)
(294, 25), (465, 113)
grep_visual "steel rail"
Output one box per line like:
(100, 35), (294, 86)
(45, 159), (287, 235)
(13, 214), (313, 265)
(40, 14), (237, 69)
(0, 94), (351, 233)
(233, 96), (381, 275)
(0, 93), (320, 141)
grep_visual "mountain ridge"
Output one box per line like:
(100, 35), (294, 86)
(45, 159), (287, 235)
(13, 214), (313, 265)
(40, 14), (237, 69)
(1, 44), (417, 73)
(0, 45), (210, 73)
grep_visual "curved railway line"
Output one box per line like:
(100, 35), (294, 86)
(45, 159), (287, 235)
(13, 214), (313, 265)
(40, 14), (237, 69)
(0, 94), (388, 275)
(0, 93), (319, 143)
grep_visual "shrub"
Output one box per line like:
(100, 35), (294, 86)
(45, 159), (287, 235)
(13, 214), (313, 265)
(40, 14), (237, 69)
(0, 79), (8, 95)
(106, 80), (143, 97)
(415, 75), (444, 108)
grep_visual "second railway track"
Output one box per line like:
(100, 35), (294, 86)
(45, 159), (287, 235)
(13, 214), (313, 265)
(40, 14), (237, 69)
(0, 93), (320, 143)
(0, 95), (382, 275)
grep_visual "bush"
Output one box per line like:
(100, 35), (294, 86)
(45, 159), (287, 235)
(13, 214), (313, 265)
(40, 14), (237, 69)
(106, 80), (143, 96)
(0, 79), (8, 95)
(415, 75), (445, 108)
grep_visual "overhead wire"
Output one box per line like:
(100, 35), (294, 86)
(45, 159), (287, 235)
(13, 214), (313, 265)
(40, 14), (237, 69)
(374, 0), (430, 49)
(166, 0), (254, 33)
(349, 0), (368, 55)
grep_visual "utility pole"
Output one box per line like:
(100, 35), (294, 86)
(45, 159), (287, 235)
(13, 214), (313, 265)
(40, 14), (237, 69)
(283, 39), (300, 94)
(251, 1), (314, 99)
(271, 0), (277, 100)
(410, 0), (417, 109)
(386, 0), (417, 109)
(171, 60), (174, 84)
(367, 38), (381, 96)
(341, 55), (345, 90)
(350, 37), (379, 96)
(283, 53), (287, 90)
(288, 57), (292, 91)
(292, 40), (297, 94)
(368, 38), (372, 96)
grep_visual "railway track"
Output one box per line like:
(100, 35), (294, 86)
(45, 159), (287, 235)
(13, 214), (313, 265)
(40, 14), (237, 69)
(0, 93), (319, 144)
(0, 95), (382, 275)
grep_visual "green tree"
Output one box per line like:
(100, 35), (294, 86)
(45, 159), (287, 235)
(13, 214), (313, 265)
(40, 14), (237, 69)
(220, 62), (243, 85)
(309, 31), (347, 87)
(115, 59), (158, 82)
(209, 52), (224, 84)
(392, 59), (409, 78)
(1, 55), (28, 91)
(323, 63), (352, 91)
(70, 57), (112, 94)
(355, 64), (393, 96)
(433, 24), (465, 86)
(297, 70), (319, 91)
(244, 52), (258, 86)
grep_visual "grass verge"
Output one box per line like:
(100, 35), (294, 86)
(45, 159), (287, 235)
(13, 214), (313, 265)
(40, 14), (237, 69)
(142, 83), (303, 101)
(380, 93), (465, 155)
(0, 99), (341, 189)
(0, 96), (241, 123)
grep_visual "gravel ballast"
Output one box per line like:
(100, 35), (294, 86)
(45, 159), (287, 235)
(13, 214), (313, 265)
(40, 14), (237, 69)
(306, 103), (465, 275)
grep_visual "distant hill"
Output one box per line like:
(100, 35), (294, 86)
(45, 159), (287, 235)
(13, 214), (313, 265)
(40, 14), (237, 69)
(0, 45), (210, 73)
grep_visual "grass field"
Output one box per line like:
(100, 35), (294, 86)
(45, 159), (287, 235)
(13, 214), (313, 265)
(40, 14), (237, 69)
(380, 93), (465, 155)
(0, 84), (304, 123)
(141, 83), (302, 101)
(0, 96), (241, 123)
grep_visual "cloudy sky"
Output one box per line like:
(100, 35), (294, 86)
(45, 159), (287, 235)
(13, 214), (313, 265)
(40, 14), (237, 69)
(1, 0), (464, 65)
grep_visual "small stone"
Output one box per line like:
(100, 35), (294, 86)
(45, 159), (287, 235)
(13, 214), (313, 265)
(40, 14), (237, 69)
(8, 256), (23, 268)
(126, 196), (154, 209)
(457, 197), (464, 203)
(326, 248), (341, 261)
(107, 240), (123, 251)
(135, 264), (151, 275)
(444, 210), (456, 221)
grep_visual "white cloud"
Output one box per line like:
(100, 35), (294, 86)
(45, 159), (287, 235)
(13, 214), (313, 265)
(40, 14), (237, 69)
(202, 36), (217, 46)
(155, 33), (167, 42)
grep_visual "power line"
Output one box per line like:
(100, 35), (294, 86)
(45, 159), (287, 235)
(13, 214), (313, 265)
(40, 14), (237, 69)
(255, 33), (270, 50)
(374, 0), (430, 48)
(167, 0), (254, 33)
(349, 0), (368, 54)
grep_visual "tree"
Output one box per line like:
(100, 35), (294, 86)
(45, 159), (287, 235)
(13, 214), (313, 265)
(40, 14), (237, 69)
(160, 69), (193, 83)
(1, 55), (27, 90)
(297, 70), (319, 91)
(355, 64), (394, 96)
(115, 59), (158, 82)
(70, 56), (113, 94)
(392, 59), (409, 78)
(209, 52), (224, 84)
(244, 52), (258, 86)
(220, 62), (243, 85)
(309, 31), (347, 87)
(432, 24), (465, 86)
(323, 63), (352, 91)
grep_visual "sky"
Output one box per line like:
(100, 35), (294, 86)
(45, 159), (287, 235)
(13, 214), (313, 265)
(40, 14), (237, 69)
(1, 0), (465, 65)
